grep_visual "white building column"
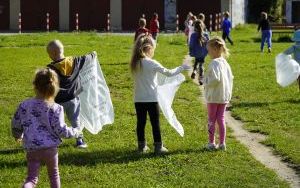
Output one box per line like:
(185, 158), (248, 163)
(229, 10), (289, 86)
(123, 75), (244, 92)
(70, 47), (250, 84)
(110, 0), (122, 31)
(9, 0), (20, 30)
(286, 0), (292, 23)
(59, 0), (69, 31)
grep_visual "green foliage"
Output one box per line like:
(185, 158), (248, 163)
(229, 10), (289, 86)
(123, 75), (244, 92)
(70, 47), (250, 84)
(0, 32), (290, 187)
(248, 0), (284, 22)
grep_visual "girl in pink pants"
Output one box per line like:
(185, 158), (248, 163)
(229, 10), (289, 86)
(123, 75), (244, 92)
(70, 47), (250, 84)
(204, 36), (233, 150)
(12, 68), (79, 188)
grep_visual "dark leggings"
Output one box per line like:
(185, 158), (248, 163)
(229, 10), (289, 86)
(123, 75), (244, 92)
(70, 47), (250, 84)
(193, 57), (205, 77)
(135, 102), (161, 143)
(222, 32), (233, 45)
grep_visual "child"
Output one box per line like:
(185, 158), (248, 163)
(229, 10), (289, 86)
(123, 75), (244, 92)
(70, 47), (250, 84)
(221, 11), (234, 45)
(188, 16), (197, 44)
(203, 36), (233, 151)
(47, 40), (95, 148)
(130, 33), (190, 154)
(150, 13), (160, 41)
(184, 12), (193, 37)
(189, 20), (209, 85)
(11, 68), (80, 188)
(257, 12), (272, 53)
(283, 29), (300, 87)
(134, 18), (149, 41)
(198, 13), (208, 33)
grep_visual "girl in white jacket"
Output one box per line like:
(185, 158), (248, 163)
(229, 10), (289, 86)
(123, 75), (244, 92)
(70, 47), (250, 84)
(130, 34), (189, 154)
(204, 36), (233, 151)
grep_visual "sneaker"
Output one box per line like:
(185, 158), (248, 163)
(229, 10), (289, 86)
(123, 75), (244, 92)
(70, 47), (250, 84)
(138, 145), (150, 153)
(268, 48), (271, 53)
(76, 138), (88, 148)
(137, 142), (150, 154)
(154, 142), (168, 154)
(218, 144), (226, 151)
(199, 76), (204, 85)
(206, 143), (217, 151)
(191, 72), (196, 79)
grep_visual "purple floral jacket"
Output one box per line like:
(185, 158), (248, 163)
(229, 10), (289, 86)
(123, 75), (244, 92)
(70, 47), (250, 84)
(11, 98), (78, 151)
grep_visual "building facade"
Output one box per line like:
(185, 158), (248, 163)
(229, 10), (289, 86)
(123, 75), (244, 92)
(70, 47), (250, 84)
(286, 0), (300, 23)
(0, 0), (247, 31)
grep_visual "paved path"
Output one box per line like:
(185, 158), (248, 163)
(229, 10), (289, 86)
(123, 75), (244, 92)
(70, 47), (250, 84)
(184, 55), (300, 188)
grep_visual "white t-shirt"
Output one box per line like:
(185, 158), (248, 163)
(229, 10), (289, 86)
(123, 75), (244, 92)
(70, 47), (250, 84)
(134, 57), (184, 102)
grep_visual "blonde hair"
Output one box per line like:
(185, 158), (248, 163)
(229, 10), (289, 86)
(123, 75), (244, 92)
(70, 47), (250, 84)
(47, 40), (64, 57)
(198, 13), (205, 21)
(139, 18), (146, 27)
(207, 36), (230, 58)
(33, 68), (59, 99)
(224, 11), (230, 18)
(130, 34), (156, 73)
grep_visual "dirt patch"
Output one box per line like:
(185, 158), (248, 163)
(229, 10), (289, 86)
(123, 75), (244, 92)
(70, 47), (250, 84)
(184, 55), (300, 188)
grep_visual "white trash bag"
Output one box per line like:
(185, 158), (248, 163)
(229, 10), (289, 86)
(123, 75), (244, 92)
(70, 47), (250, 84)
(275, 53), (300, 87)
(157, 73), (185, 137)
(78, 53), (114, 134)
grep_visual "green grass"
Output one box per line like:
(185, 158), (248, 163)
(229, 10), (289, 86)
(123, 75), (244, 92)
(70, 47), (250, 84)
(225, 25), (300, 168)
(0, 31), (290, 187)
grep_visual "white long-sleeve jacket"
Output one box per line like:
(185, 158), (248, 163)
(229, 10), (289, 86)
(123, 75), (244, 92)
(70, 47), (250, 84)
(204, 57), (234, 103)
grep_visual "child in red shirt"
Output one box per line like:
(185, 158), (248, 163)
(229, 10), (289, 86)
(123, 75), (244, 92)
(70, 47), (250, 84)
(150, 13), (159, 41)
(134, 18), (149, 41)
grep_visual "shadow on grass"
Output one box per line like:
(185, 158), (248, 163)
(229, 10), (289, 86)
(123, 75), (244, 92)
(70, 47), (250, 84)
(0, 148), (208, 169)
(230, 99), (300, 110)
(58, 148), (208, 166)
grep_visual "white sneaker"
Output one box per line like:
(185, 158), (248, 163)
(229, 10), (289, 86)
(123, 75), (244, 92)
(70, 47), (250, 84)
(138, 145), (150, 153)
(206, 143), (217, 151)
(218, 144), (226, 151)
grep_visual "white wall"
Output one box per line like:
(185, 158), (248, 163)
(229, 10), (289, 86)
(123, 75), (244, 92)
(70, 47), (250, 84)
(221, 0), (247, 27)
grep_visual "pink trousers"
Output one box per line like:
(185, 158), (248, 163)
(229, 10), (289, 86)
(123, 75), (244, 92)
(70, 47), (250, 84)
(23, 147), (60, 188)
(207, 103), (227, 145)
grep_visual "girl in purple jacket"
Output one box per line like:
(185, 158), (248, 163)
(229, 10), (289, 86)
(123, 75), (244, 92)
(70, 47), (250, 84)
(12, 68), (79, 188)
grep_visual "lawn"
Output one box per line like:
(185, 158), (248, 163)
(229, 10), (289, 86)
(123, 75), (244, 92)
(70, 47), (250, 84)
(0, 30), (291, 187)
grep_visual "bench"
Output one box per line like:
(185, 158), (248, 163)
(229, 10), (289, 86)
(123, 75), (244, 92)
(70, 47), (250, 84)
(271, 23), (300, 35)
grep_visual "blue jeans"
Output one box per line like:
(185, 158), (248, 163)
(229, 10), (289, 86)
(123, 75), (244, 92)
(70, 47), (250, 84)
(261, 30), (272, 51)
(60, 97), (80, 129)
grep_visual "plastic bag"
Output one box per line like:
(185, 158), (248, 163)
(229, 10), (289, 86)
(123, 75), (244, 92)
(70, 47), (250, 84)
(275, 53), (300, 87)
(157, 73), (185, 137)
(78, 53), (114, 134)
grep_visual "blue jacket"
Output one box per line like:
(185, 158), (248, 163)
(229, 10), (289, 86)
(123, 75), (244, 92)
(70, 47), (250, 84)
(222, 18), (231, 35)
(189, 32), (209, 58)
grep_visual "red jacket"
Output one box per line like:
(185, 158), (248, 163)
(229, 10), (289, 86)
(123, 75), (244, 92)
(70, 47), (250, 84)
(134, 27), (149, 41)
(150, 19), (159, 34)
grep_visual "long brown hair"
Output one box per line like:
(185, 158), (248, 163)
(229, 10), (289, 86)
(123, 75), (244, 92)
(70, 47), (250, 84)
(194, 19), (206, 47)
(33, 68), (59, 99)
(130, 33), (156, 73)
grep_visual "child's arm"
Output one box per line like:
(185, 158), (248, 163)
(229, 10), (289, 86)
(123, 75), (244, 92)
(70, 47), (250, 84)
(204, 62), (221, 86)
(152, 60), (189, 77)
(189, 34), (197, 56)
(51, 106), (80, 139)
(11, 104), (24, 140)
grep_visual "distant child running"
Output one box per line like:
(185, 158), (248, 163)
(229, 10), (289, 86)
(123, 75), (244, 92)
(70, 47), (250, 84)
(257, 12), (272, 53)
(204, 37), (233, 151)
(130, 34), (190, 154)
(12, 68), (80, 188)
(47, 40), (95, 148)
(150, 13), (160, 41)
(189, 19), (209, 85)
(198, 13), (208, 33)
(134, 18), (149, 41)
(283, 29), (300, 86)
(221, 12), (234, 45)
